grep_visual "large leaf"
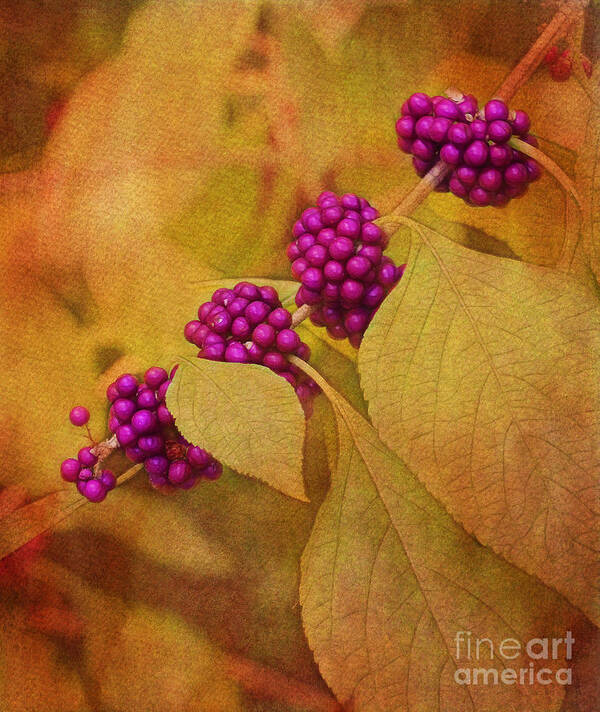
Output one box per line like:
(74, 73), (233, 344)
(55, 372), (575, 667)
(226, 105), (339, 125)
(167, 358), (307, 501)
(577, 68), (600, 282)
(297, 359), (581, 712)
(359, 217), (600, 624)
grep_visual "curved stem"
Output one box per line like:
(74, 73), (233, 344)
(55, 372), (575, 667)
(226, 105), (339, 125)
(509, 137), (582, 207)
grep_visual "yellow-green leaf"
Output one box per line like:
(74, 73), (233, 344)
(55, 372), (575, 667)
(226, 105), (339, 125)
(359, 217), (600, 624)
(296, 358), (579, 712)
(167, 357), (307, 501)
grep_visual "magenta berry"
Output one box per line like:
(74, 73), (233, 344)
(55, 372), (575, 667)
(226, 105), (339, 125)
(78, 447), (97, 467)
(406, 92), (432, 117)
(60, 458), (80, 483)
(484, 99), (509, 122)
(69, 406), (90, 427)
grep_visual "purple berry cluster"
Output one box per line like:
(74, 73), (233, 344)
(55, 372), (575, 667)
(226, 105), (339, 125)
(288, 191), (405, 348)
(60, 450), (116, 503)
(184, 282), (318, 412)
(106, 366), (222, 490)
(396, 93), (541, 206)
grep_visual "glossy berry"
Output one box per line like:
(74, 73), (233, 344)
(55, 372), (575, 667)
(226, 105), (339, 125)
(60, 458), (80, 483)
(69, 406), (90, 427)
(288, 192), (404, 348)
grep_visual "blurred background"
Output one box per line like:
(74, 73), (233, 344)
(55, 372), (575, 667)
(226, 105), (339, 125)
(0, 1), (597, 709)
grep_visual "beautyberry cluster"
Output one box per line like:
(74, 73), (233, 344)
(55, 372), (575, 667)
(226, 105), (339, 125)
(106, 366), (222, 490)
(60, 366), (223, 502)
(184, 282), (318, 411)
(396, 93), (541, 206)
(288, 192), (405, 348)
(60, 449), (116, 503)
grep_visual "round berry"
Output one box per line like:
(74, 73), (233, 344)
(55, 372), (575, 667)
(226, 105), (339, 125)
(231, 316), (250, 340)
(301, 267), (325, 292)
(449, 176), (468, 198)
(428, 117), (452, 142)
(131, 409), (157, 434)
(78, 447), (97, 467)
(469, 187), (492, 206)
(511, 110), (530, 135)
(253, 323), (276, 348)
(440, 143), (462, 165)
(276, 329), (301, 353)
(145, 456), (169, 476)
(267, 308), (292, 330)
(69, 406), (90, 427)
(116, 424), (138, 447)
(447, 122), (472, 146)
(202, 461), (223, 480)
(116, 374), (137, 397)
(100, 470), (117, 490)
(464, 140), (489, 167)
(84, 479), (106, 503)
(245, 301), (271, 325)
(113, 398), (136, 422)
(487, 120), (512, 143)
(395, 115), (415, 138)
(407, 92), (432, 117)
(434, 98), (461, 121)
(144, 366), (168, 389)
(138, 435), (163, 454)
(415, 115), (434, 140)
(484, 99), (509, 122)
(478, 168), (503, 192)
(456, 165), (478, 186)
(504, 162), (528, 185)
(187, 447), (210, 469)
(470, 119), (487, 139)
(60, 458), (80, 483)
(225, 342), (249, 363)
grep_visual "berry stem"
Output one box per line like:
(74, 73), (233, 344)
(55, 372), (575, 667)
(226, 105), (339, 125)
(90, 434), (119, 475)
(378, 0), (587, 236)
(291, 303), (314, 327)
(116, 463), (144, 487)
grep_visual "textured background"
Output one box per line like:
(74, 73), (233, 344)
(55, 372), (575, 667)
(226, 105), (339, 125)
(0, 1), (597, 710)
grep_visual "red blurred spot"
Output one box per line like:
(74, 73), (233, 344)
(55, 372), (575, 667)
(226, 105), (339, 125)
(549, 51), (572, 82)
(0, 486), (47, 586)
(45, 97), (67, 134)
(544, 45), (559, 65)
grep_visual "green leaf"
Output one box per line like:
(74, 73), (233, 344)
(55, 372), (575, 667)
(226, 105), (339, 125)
(359, 217), (600, 624)
(167, 357), (307, 501)
(295, 358), (579, 712)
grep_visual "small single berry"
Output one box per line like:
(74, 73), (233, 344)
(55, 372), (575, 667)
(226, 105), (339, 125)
(69, 406), (90, 427)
